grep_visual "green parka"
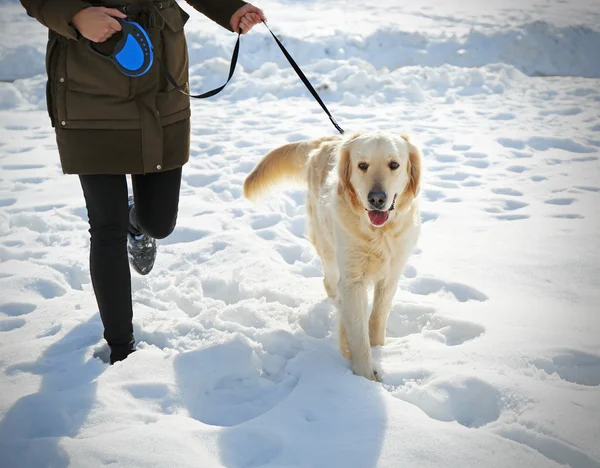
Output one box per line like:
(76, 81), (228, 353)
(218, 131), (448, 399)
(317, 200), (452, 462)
(20, 0), (246, 174)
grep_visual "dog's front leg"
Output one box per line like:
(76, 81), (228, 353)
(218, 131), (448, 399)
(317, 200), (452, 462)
(369, 275), (400, 347)
(339, 279), (378, 381)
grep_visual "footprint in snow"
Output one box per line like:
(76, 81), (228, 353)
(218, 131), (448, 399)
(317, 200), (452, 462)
(464, 159), (490, 169)
(0, 318), (26, 332)
(494, 426), (600, 468)
(256, 229), (276, 241)
(489, 113), (515, 121)
(505, 165), (528, 173)
(275, 243), (308, 266)
(435, 154), (458, 163)
(0, 302), (37, 316)
(532, 350), (600, 386)
(184, 172), (220, 187)
(497, 138), (525, 150)
(551, 213), (584, 219)
(512, 150), (534, 159)
(464, 152), (487, 159)
(422, 316), (485, 346)
(430, 181), (460, 189)
(174, 339), (299, 427)
(545, 197), (576, 205)
(389, 376), (502, 428)
(23, 278), (67, 300)
(421, 211), (439, 223)
(426, 137), (448, 146)
(158, 227), (209, 246)
(486, 198), (529, 221)
(496, 214), (530, 221)
(1, 164), (45, 170)
(15, 177), (46, 185)
(572, 156), (599, 162)
(539, 107), (582, 116)
(36, 324), (62, 338)
(251, 213), (281, 230)
(0, 198), (17, 207)
(528, 137), (594, 154)
(575, 186), (600, 192)
(385, 303), (437, 338)
(491, 187), (523, 196)
(407, 276), (488, 303)
(438, 171), (474, 182)
(423, 189), (445, 202)
(235, 139), (254, 148)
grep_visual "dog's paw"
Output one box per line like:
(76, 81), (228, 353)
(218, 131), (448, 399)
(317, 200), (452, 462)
(351, 361), (380, 382)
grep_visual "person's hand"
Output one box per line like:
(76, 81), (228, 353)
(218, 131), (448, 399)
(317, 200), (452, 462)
(230, 4), (266, 34)
(72, 7), (127, 43)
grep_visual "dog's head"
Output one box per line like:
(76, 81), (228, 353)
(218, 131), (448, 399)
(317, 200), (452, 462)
(337, 132), (421, 227)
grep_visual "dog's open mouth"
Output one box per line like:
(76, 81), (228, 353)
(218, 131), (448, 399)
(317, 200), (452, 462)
(367, 210), (389, 226)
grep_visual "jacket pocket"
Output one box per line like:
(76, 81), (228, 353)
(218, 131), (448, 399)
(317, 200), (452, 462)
(45, 35), (59, 125)
(159, 4), (189, 93)
(65, 37), (132, 98)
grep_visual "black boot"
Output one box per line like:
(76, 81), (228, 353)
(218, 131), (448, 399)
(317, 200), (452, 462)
(110, 336), (136, 364)
(127, 196), (157, 276)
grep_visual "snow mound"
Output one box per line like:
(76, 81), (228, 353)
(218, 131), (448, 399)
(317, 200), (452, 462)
(186, 21), (600, 78)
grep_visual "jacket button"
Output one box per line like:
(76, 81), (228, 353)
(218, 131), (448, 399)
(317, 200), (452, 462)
(156, 165), (162, 170)
(61, 121), (66, 126)
(59, 77), (65, 83)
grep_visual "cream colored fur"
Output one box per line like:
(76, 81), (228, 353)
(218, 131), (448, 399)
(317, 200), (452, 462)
(243, 131), (422, 380)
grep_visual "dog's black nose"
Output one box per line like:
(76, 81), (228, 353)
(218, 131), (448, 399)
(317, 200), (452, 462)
(368, 191), (387, 210)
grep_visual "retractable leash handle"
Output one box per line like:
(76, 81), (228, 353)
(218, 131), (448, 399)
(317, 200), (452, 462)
(87, 18), (154, 77)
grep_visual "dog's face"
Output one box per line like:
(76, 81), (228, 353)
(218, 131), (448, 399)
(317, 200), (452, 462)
(338, 132), (421, 227)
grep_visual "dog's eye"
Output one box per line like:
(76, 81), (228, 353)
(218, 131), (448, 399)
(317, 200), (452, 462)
(358, 162), (369, 172)
(389, 161), (400, 171)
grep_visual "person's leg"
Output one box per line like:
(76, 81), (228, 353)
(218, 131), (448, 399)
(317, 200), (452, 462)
(130, 167), (182, 240)
(79, 174), (135, 362)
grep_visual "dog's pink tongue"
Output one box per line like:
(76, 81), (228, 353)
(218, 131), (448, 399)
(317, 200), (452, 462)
(368, 210), (388, 226)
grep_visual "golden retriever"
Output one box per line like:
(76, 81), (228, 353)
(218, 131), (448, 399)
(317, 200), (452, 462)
(243, 131), (422, 380)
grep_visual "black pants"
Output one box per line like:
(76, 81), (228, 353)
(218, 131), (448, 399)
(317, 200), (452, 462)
(79, 168), (182, 347)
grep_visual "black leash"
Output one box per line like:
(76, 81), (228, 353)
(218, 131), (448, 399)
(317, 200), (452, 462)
(161, 32), (240, 99)
(162, 22), (345, 135)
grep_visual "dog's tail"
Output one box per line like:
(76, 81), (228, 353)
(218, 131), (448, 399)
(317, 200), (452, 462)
(243, 137), (337, 202)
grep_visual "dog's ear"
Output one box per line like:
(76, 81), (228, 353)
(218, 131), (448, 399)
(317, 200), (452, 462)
(401, 135), (421, 197)
(337, 133), (361, 195)
(407, 142), (421, 197)
(337, 145), (352, 195)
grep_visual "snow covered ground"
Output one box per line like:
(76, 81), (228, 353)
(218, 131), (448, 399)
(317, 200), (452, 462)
(1, 0), (600, 466)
